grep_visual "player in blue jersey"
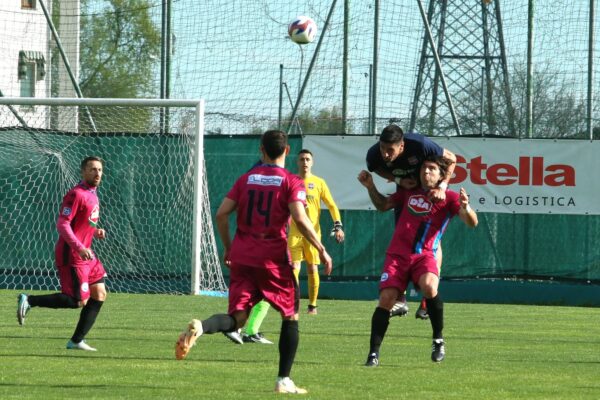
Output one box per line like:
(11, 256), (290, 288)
(366, 124), (456, 319)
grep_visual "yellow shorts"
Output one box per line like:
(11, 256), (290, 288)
(288, 235), (321, 265)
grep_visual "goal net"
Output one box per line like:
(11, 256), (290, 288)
(0, 97), (226, 295)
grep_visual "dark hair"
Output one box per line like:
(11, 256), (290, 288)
(80, 156), (104, 170)
(379, 124), (404, 144)
(261, 130), (288, 159)
(298, 149), (313, 156)
(423, 155), (452, 180)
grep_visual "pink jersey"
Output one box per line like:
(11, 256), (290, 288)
(226, 163), (306, 269)
(386, 188), (461, 256)
(55, 181), (100, 266)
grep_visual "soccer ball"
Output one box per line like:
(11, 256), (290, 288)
(288, 16), (317, 44)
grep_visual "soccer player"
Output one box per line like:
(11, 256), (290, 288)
(366, 124), (457, 319)
(289, 149), (344, 314)
(16, 156), (108, 351)
(175, 130), (332, 395)
(358, 155), (477, 365)
(223, 149), (344, 345)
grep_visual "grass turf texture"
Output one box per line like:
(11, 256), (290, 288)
(1, 290), (599, 399)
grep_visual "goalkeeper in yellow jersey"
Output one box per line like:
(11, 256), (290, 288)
(289, 149), (344, 315)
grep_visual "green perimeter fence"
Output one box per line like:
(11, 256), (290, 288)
(1, 132), (599, 303)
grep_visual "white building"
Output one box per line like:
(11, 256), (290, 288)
(0, 0), (79, 130)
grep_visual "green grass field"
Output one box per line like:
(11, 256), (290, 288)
(1, 290), (599, 399)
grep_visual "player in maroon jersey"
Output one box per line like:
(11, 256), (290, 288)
(175, 130), (332, 395)
(17, 156), (108, 351)
(358, 155), (478, 365)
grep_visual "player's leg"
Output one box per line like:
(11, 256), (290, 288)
(304, 240), (321, 314)
(365, 287), (399, 367)
(176, 262), (252, 360)
(242, 300), (273, 344)
(416, 245), (443, 320)
(259, 260), (306, 393)
(17, 264), (81, 325)
(417, 270), (445, 362)
(67, 260), (107, 351)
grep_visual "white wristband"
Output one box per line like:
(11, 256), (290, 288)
(464, 204), (472, 213)
(438, 181), (448, 191)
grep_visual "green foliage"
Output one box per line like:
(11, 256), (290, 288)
(2, 290), (600, 400)
(287, 106), (345, 135)
(79, 0), (161, 99)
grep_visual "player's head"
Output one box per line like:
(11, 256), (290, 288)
(297, 149), (313, 175)
(378, 124), (405, 163)
(80, 156), (104, 187)
(260, 130), (289, 162)
(420, 155), (452, 189)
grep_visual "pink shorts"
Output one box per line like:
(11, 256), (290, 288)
(378, 252), (438, 293)
(57, 259), (106, 301)
(228, 262), (299, 317)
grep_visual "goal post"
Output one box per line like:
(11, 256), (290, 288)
(0, 97), (227, 295)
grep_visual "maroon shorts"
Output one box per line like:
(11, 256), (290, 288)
(57, 259), (106, 301)
(378, 252), (438, 293)
(228, 262), (299, 317)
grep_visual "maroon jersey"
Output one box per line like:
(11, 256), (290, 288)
(226, 163), (306, 269)
(386, 188), (461, 256)
(55, 181), (100, 266)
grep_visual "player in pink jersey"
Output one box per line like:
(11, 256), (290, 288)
(358, 155), (478, 365)
(175, 130), (332, 395)
(17, 156), (108, 351)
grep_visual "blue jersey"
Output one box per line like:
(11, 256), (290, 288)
(366, 132), (443, 181)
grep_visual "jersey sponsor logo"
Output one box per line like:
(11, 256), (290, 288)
(62, 207), (72, 216)
(380, 272), (389, 282)
(407, 194), (432, 216)
(247, 174), (284, 187)
(81, 282), (89, 293)
(297, 191), (307, 201)
(89, 204), (100, 227)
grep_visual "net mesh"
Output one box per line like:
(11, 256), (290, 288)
(0, 100), (226, 294)
(1, 1), (597, 136)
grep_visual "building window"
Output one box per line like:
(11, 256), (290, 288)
(22, 0), (36, 9)
(20, 63), (36, 98)
(18, 51), (46, 98)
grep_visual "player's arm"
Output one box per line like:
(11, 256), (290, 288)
(458, 187), (478, 228)
(429, 149), (457, 202)
(215, 197), (237, 266)
(372, 166), (395, 182)
(357, 170), (395, 212)
(289, 201), (333, 275)
(320, 181), (344, 243)
(56, 192), (93, 260)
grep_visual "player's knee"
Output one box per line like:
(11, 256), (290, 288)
(378, 289), (398, 310)
(421, 285), (438, 299)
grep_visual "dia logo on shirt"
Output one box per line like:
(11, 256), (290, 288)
(89, 204), (100, 227)
(407, 195), (432, 216)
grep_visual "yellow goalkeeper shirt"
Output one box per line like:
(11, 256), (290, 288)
(289, 174), (341, 237)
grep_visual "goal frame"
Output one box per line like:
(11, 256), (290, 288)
(0, 97), (216, 295)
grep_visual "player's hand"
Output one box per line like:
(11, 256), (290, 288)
(333, 229), (345, 243)
(78, 247), (94, 261)
(319, 249), (333, 276)
(357, 170), (374, 188)
(459, 187), (469, 207)
(428, 187), (447, 202)
(223, 248), (231, 268)
(94, 229), (106, 239)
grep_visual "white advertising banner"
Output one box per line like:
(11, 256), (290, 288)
(303, 135), (600, 215)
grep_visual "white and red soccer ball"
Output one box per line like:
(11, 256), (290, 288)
(288, 16), (317, 44)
